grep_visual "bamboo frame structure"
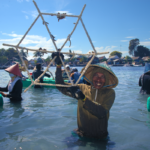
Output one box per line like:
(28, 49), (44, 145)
(3, 0), (109, 92)
(3, 43), (109, 56)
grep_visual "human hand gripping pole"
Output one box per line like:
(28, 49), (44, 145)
(67, 86), (86, 101)
(51, 52), (64, 65)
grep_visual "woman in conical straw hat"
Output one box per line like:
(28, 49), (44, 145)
(52, 52), (118, 139)
(0, 63), (23, 102)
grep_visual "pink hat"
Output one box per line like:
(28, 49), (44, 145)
(5, 63), (22, 77)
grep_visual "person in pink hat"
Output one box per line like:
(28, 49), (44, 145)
(0, 63), (23, 102)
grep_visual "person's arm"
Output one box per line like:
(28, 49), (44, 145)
(52, 52), (74, 97)
(44, 72), (51, 78)
(6, 80), (22, 99)
(56, 66), (74, 97)
(83, 98), (107, 119)
(0, 85), (8, 92)
(77, 85), (115, 120)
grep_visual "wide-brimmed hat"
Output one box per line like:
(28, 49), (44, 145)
(14, 61), (26, 72)
(5, 63), (22, 77)
(81, 63), (118, 89)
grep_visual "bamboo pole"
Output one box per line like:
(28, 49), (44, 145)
(16, 47), (34, 83)
(60, 4), (86, 51)
(33, 0), (58, 51)
(59, 56), (74, 85)
(80, 18), (96, 53)
(17, 14), (40, 46)
(24, 83), (34, 92)
(75, 54), (95, 85)
(42, 13), (79, 18)
(34, 82), (74, 87)
(3, 43), (109, 56)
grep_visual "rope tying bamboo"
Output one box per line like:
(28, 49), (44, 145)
(2, 0), (109, 92)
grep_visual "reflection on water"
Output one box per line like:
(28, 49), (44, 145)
(0, 67), (150, 150)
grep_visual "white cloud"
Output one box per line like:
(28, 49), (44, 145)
(31, 10), (39, 18)
(86, 46), (118, 58)
(121, 40), (128, 42)
(140, 41), (150, 46)
(0, 32), (74, 60)
(126, 36), (134, 39)
(25, 15), (29, 19)
(26, 0), (30, 2)
(22, 10), (38, 18)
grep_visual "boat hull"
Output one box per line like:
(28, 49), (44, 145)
(22, 77), (68, 88)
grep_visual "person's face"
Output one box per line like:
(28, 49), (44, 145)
(92, 72), (106, 89)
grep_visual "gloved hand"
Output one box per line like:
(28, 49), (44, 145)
(52, 52), (64, 65)
(67, 86), (79, 98)
(75, 89), (85, 100)
(0, 92), (7, 97)
(67, 86), (85, 100)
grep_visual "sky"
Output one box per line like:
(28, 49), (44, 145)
(1, 0), (150, 60)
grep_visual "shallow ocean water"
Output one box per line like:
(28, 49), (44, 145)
(0, 66), (150, 150)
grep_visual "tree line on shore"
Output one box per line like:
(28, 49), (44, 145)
(0, 38), (150, 65)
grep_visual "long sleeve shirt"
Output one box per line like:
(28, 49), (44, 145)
(0, 79), (23, 102)
(55, 67), (115, 138)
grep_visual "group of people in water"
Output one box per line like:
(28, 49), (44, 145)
(0, 51), (149, 140)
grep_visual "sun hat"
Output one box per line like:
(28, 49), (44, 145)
(5, 63), (22, 77)
(81, 63), (118, 89)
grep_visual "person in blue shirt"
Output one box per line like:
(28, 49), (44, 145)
(68, 67), (86, 84)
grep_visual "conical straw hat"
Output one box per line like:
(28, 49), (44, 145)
(5, 63), (22, 77)
(81, 63), (118, 89)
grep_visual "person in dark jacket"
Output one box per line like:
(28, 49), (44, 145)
(32, 63), (51, 88)
(52, 52), (118, 139)
(139, 71), (150, 94)
(0, 63), (23, 102)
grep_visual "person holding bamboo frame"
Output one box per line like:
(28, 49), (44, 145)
(52, 52), (118, 139)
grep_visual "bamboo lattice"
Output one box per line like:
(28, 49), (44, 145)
(3, 0), (109, 92)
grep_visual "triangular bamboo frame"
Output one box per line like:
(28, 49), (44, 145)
(3, 0), (109, 92)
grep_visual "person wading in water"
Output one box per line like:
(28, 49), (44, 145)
(52, 52), (118, 139)
(0, 63), (23, 102)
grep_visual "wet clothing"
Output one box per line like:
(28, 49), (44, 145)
(0, 79), (22, 102)
(32, 70), (51, 88)
(139, 71), (150, 94)
(55, 63), (118, 139)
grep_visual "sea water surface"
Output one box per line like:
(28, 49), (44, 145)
(0, 66), (150, 150)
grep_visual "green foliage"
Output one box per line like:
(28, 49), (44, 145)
(125, 55), (132, 60)
(33, 48), (44, 57)
(20, 49), (28, 58)
(128, 38), (139, 56)
(134, 45), (150, 58)
(80, 56), (88, 62)
(45, 55), (52, 64)
(34, 60), (37, 64)
(0, 56), (7, 65)
(110, 51), (122, 58)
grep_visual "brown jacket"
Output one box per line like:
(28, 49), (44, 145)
(55, 67), (116, 138)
